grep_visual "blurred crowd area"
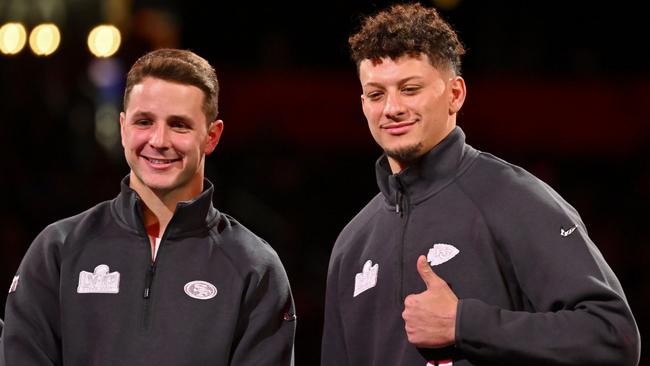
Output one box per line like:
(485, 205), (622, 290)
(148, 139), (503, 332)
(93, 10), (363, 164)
(1, 0), (649, 364)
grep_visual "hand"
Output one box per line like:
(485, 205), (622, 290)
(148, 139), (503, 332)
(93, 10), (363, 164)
(402, 255), (458, 348)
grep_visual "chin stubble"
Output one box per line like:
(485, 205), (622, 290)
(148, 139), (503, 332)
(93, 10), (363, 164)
(385, 143), (423, 165)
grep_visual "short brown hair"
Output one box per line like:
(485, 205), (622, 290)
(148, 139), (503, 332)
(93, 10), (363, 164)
(348, 3), (465, 74)
(123, 49), (219, 121)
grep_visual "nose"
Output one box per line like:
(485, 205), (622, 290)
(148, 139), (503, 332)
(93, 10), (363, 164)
(149, 122), (171, 149)
(383, 92), (407, 120)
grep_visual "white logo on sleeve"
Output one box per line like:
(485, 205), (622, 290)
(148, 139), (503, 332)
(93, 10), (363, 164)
(560, 224), (579, 237)
(427, 244), (459, 266)
(77, 265), (120, 294)
(353, 260), (378, 297)
(8, 275), (19, 293)
(184, 280), (217, 300)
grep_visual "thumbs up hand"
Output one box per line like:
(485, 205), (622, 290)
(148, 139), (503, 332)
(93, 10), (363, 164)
(402, 255), (458, 348)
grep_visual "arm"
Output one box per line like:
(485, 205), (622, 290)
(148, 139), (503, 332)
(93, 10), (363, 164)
(3, 226), (63, 365)
(228, 255), (296, 366)
(321, 252), (351, 366)
(455, 180), (640, 365)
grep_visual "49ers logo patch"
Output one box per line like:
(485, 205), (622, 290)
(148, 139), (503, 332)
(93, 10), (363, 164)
(184, 280), (217, 300)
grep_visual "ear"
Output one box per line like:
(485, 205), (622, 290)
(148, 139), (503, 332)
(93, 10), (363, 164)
(204, 119), (224, 155)
(119, 112), (126, 148)
(448, 76), (466, 115)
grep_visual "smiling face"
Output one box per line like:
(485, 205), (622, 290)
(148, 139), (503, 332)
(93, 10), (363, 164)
(120, 77), (223, 200)
(359, 54), (466, 173)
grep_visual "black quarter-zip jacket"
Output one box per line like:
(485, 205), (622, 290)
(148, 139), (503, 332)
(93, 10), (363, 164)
(3, 177), (296, 365)
(322, 127), (640, 366)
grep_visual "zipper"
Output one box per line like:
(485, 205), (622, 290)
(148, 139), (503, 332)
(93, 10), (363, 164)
(142, 262), (156, 329)
(394, 175), (410, 302)
(143, 263), (156, 299)
(140, 211), (179, 330)
(395, 191), (401, 214)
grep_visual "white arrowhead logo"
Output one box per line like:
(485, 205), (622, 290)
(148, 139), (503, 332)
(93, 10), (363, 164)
(427, 244), (460, 266)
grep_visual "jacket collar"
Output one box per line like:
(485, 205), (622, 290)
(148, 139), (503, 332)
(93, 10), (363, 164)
(376, 126), (478, 207)
(113, 175), (219, 237)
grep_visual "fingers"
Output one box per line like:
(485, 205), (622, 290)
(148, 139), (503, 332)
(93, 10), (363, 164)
(416, 255), (439, 290)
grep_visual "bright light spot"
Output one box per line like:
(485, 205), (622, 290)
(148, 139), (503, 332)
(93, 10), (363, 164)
(29, 23), (61, 56)
(87, 25), (121, 58)
(0, 23), (28, 55)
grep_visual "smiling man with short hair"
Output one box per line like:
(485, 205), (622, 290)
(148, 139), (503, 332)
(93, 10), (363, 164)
(3, 49), (296, 366)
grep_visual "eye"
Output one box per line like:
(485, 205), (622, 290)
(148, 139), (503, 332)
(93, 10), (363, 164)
(134, 119), (152, 126)
(365, 91), (384, 101)
(170, 120), (191, 130)
(401, 85), (421, 95)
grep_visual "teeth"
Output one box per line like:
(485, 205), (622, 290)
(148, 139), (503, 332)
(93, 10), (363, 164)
(148, 158), (175, 164)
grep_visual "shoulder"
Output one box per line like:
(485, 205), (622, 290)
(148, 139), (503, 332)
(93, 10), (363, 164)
(210, 212), (289, 279)
(328, 193), (383, 264)
(460, 152), (577, 215)
(457, 151), (584, 243)
(35, 199), (113, 245)
(19, 199), (114, 269)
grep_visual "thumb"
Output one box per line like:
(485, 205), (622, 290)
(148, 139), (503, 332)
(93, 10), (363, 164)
(416, 255), (439, 290)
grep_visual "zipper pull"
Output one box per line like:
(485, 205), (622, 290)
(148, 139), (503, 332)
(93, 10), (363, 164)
(395, 191), (400, 213)
(143, 264), (155, 299)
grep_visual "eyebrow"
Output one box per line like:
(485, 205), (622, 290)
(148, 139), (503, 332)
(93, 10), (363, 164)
(363, 76), (425, 89)
(129, 110), (155, 120)
(130, 110), (193, 123)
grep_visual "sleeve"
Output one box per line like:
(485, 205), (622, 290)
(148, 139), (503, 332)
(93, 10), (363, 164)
(228, 254), (296, 366)
(455, 179), (641, 366)
(3, 225), (63, 365)
(1, 318), (5, 365)
(321, 250), (351, 366)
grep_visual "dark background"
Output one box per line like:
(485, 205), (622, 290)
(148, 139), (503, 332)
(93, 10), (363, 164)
(1, 0), (648, 364)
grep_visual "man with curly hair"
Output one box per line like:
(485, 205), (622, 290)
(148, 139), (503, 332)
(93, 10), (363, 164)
(322, 4), (640, 366)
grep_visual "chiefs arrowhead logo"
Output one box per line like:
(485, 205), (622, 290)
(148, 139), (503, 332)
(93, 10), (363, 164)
(426, 244), (459, 266)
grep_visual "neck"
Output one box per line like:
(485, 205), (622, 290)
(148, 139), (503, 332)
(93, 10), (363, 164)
(129, 174), (204, 236)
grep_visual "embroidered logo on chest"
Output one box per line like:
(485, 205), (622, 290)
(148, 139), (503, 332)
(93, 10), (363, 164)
(353, 259), (378, 297)
(184, 280), (217, 300)
(426, 244), (459, 266)
(77, 265), (120, 294)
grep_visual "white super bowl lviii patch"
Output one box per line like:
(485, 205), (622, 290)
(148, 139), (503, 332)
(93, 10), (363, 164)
(77, 264), (120, 294)
(184, 280), (217, 300)
(353, 259), (378, 297)
(427, 244), (460, 266)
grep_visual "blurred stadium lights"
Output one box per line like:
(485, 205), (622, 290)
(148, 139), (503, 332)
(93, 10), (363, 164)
(28, 23), (61, 56)
(0, 21), (122, 58)
(87, 24), (121, 58)
(0, 22), (27, 55)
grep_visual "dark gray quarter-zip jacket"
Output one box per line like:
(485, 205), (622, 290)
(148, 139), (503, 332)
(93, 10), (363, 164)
(3, 177), (296, 366)
(322, 127), (640, 366)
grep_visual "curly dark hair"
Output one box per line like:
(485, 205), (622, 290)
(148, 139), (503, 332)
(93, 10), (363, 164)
(349, 3), (465, 74)
(123, 48), (219, 122)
